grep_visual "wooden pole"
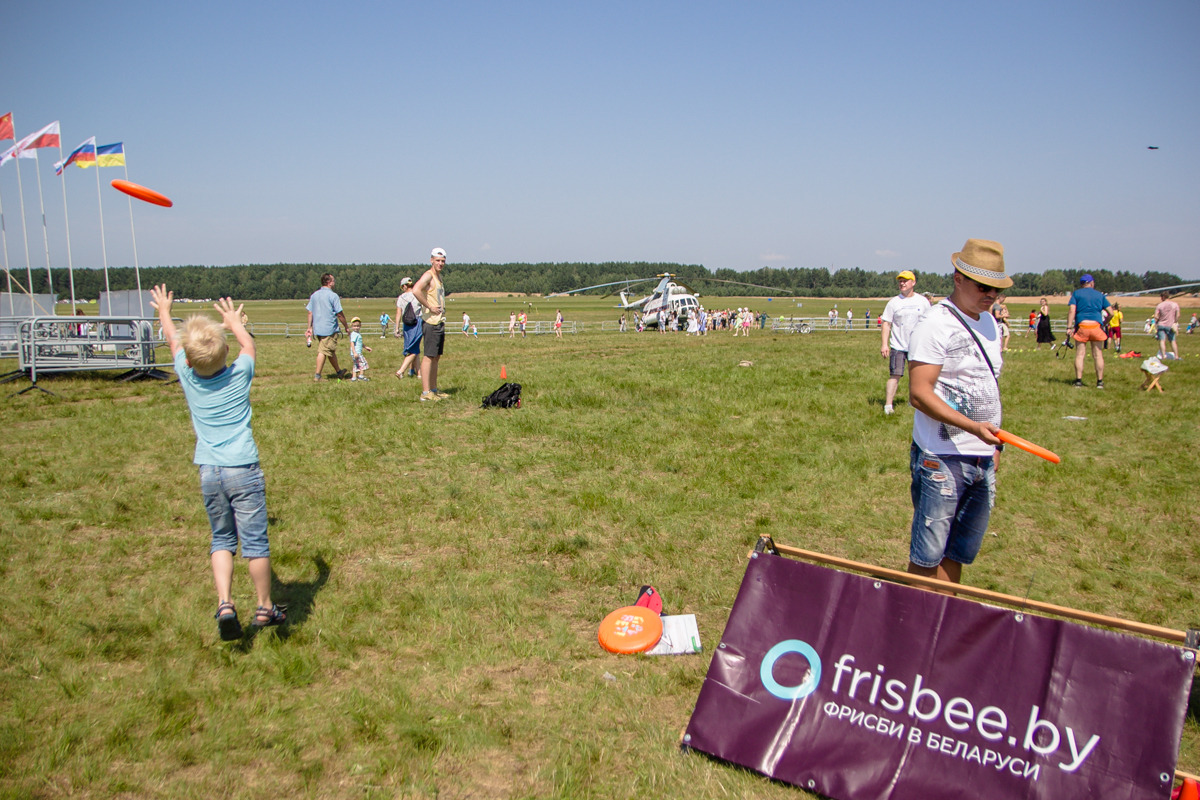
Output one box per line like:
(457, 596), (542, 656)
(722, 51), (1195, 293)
(761, 540), (1189, 644)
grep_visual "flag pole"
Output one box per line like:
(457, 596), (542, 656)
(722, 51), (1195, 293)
(121, 157), (143, 316)
(14, 149), (35, 309)
(31, 151), (55, 299)
(93, 156), (110, 296)
(0, 114), (9, 294)
(0, 188), (10, 294)
(56, 141), (78, 314)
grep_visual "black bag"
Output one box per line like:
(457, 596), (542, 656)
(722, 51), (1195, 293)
(482, 382), (522, 409)
(402, 302), (418, 327)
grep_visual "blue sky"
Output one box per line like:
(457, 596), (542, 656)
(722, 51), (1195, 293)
(2, 1), (1198, 279)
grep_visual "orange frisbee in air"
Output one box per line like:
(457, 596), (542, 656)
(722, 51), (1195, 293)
(111, 179), (173, 207)
(598, 606), (663, 654)
(997, 429), (1061, 464)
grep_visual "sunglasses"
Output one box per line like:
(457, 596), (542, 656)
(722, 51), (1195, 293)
(964, 276), (1000, 294)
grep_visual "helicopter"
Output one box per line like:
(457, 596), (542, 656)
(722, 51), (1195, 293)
(547, 273), (793, 328)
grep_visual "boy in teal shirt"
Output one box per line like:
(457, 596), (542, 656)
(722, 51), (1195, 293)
(151, 284), (284, 640)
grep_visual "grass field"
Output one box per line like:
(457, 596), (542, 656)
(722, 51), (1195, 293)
(2, 292), (1197, 799)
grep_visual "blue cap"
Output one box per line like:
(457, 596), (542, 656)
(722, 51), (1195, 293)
(1080, 273), (1094, 283)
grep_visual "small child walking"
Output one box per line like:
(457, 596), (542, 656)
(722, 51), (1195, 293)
(349, 317), (371, 381)
(150, 284), (284, 641)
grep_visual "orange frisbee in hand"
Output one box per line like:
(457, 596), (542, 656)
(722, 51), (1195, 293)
(997, 429), (1060, 464)
(111, 179), (173, 207)
(598, 606), (663, 654)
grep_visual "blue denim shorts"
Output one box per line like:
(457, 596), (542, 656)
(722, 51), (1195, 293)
(199, 463), (269, 558)
(909, 444), (995, 568)
(403, 322), (423, 355)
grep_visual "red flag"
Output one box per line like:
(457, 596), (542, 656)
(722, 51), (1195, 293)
(0, 113), (13, 142)
(14, 120), (60, 153)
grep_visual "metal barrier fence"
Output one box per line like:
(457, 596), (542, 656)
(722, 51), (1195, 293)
(241, 320), (582, 337)
(1, 316), (172, 384)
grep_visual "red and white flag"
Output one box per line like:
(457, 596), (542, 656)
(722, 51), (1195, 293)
(14, 120), (61, 153)
(0, 143), (38, 168)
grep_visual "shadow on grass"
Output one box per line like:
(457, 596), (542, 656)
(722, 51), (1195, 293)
(232, 554), (331, 649)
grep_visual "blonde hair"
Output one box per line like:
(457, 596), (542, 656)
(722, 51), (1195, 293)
(181, 314), (228, 374)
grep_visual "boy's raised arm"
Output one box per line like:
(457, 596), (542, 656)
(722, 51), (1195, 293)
(215, 297), (255, 361)
(150, 284), (182, 358)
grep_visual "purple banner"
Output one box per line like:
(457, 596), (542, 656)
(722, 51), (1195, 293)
(684, 553), (1193, 800)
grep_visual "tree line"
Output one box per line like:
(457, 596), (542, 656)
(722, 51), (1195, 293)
(6, 262), (1185, 301)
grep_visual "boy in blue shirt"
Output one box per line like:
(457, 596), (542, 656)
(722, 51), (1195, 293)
(151, 284), (284, 640)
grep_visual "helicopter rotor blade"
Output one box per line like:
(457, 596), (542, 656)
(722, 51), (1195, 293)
(546, 278), (657, 298)
(696, 278), (797, 294)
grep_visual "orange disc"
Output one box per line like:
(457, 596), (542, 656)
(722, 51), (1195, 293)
(598, 605), (663, 654)
(111, 179), (173, 207)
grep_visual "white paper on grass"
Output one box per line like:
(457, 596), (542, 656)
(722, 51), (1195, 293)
(646, 614), (701, 656)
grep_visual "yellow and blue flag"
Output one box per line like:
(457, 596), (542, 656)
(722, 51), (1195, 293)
(96, 142), (125, 167)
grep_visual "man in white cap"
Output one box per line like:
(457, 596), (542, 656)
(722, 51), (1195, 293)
(905, 239), (1010, 587)
(411, 248), (448, 401)
(880, 270), (931, 414)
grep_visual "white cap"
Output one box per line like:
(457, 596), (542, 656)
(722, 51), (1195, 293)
(431, 247), (447, 259)
(400, 276), (413, 287)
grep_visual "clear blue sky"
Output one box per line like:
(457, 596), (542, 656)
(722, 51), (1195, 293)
(3, 0), (1198, 279)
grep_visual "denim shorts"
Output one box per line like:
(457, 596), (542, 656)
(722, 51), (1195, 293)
(1157, 326), (1176, 342)
(199, 463), (269, 558)
(403, 322), (423, 355)
(909, 444), (995, 568)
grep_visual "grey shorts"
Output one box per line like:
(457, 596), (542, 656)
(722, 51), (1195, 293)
(423, 322), (445, 357)
(889, 350), (908, 378)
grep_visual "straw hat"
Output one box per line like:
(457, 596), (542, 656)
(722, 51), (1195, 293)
(951, 239), (1013, 289)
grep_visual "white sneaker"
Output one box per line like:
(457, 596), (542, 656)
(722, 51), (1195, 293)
(884, 405), (894, 415)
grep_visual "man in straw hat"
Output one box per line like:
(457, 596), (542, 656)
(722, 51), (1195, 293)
(904, 239), (1011, 587)
(880, 270), (931, 415)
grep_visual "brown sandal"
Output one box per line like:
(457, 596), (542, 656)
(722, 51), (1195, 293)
(252, 604), (286, 628)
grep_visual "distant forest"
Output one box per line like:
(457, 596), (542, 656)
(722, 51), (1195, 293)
(6, 262), (1185, 301)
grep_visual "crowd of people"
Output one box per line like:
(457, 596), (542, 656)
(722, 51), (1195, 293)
(149, 234), (1194, 643)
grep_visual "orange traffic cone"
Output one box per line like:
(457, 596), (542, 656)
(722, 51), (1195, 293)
(501, 365), (507, 380)
(1177, 777), (1200, 800)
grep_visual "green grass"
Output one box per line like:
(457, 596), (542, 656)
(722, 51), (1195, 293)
(1, 300), (1197, 799)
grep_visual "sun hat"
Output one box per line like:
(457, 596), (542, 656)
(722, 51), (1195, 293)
(1080, 273), (1094, 284)
(400, 276), (413, 287)
(951, 239), (1013, 289)
(896, 270), (916, 281)
(431, 247), (447, 259)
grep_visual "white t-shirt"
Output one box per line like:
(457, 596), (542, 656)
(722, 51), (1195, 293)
(882, 292), (932, 352)
(908, 299), (1003, 457)
(396, 291), (421, 325)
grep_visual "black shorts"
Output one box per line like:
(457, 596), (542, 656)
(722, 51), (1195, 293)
(423, 322), (445, 357)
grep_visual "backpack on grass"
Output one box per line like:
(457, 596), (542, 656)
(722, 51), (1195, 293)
(482, 382), (521, 409)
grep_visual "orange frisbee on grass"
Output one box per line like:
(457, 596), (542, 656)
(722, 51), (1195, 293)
(598, 606), (663, 654)
(111, 179), (173, 207)
(996, 429), (1060, 464)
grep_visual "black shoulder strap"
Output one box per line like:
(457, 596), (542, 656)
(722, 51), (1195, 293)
(942, 303), (999, 385)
